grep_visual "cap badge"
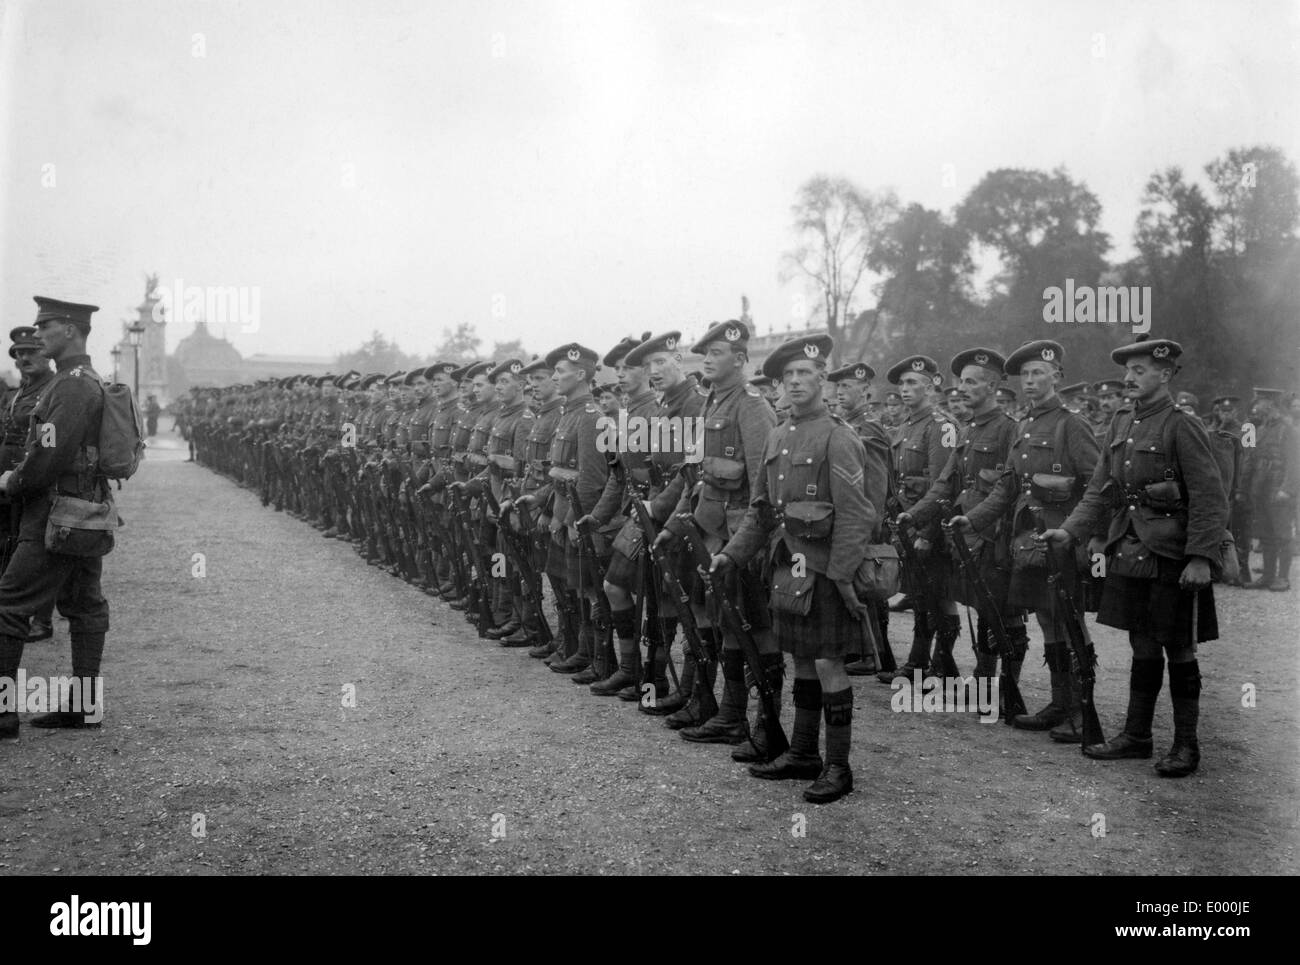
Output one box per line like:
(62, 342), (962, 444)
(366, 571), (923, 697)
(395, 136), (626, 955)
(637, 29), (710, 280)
(974, 353), (989, 366)
(1041, 348), (1055, 362)
(911, 359), (925, 371)
(724, 326), (741, 342)
(1152, 345), (1170, 359)
(665, 336), (677, 350)
(510, 362), (522, 374)
(803, 343), (819, 358)
(854, 366), (866, 379)
(566, 348), (580, 362)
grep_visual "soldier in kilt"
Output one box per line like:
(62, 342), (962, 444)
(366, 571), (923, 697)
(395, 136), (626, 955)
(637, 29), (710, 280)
(951, 340), (1101, 743)
(907, 348), (1026, 694)
(716, 333), (874, 804)
(1044, 337), (1227, 776)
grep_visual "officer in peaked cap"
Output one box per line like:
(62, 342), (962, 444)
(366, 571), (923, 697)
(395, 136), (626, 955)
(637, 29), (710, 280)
(0, 296), (110, 738)
(717, 331), (873, 803)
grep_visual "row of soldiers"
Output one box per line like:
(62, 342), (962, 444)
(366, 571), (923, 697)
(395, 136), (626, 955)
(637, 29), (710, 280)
(182, 326), (1293, 802)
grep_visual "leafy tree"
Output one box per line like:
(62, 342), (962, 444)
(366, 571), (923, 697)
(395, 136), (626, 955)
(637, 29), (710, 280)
(336, 330), (422, 375)
(434, 322), (482, 364)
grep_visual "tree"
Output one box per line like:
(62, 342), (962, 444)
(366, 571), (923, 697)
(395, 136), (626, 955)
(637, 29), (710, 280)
(336, 330), (422, 374)
(491, 338), (531, 362)
(867, 202), (975, 357)
(1205, 145), (1300, 255)
(956, 167), (1113, 374)
(781, 176), (898, 364)
(434, 322), (482, 364)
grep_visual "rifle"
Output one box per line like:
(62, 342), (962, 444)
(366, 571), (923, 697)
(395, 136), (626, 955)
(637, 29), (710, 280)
(1032, 509), (1105, 749)
(938, 500), (1028, 722)
(566, 481), (618, 680)
(889, 513), (956, 676)
(486, 486), (554, 649)
(669, 515), (790, 762)
(638, 503), (716, 719)
(417, 476), (470, 601)
(450, 484), (496, 636)
(627, 498), (671, 701)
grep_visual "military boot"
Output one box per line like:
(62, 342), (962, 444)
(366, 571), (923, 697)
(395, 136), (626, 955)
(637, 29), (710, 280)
(550, 623), (592, 674)
(1013, 643), (1069, 731)
(665, 654), (719, 731)
(649, 645), (695, 717)
(732, 653), (784, 762)
(1049, 670), (1085, 743)
(878, 611), (932, 684)
(623, 646), (668, 703)
(930, 613), (962, 681)
(682, 650), (748, 744)
(591, 635), (639, 696)
(1155, 661), (1201, 777)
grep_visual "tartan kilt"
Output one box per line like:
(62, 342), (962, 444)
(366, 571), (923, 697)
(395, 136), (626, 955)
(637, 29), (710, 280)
(565, 539), (610, 595)
(546, 531), (569, 582)
(703, 559), (771, 631)
(1097, 555), (1218, 644)
(902, 547), (951, 600)
(950, 537), (1011, 611)
(774, 574), (875, 659)
(604, 547), (640, 591)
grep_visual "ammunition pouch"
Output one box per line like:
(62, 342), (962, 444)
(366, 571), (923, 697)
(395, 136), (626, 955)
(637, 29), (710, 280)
(1108, 533), (1159, 580)
(853, 542), (901, 602)
(1029, 472), (1076, 504)
(780, 500), (835, 541)
(700, 456), (746, 491)
(769, 564), (815, 616)
(1140, 479), (1184, 513)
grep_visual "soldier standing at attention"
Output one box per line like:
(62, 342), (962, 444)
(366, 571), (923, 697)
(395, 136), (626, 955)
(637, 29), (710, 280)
(949, 340), (1101, 742)
(826, 361), (892, 677)
(1043, 337), (1226, 776)
(0, 298), (113, 739)
(1240, 387), (1296, 591)
(1093, 379), (1125, 443)
(878, 355), (959, 685)
(906, 349), (1025, 693)
(716, 333), (872, 804)
(651, 320), (779, 754)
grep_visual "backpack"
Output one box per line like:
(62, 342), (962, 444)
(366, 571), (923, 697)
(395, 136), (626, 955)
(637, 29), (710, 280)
(97, 381), (146, 481)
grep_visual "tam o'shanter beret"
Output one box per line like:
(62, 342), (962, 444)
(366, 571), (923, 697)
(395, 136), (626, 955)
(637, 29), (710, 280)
(33, 296), (99, 334)
(760, 333), (834, 379)
(543, 343), (599, 369)
(690, 320), (750, 354)
(517, 356), (548, 376)
(462, 360), (494, 380)
(625, 331), (683, 367)
(885, 355), (940, 385)
(828, 361), (876, 383)
(1110, 334), (1183, 365)
(950, 347), (1006, 378)
(603, 334), (649, 367)
(425, 361), (458, 378)
(1004, 340), (1065, 375)
(488, 358), (525, 381)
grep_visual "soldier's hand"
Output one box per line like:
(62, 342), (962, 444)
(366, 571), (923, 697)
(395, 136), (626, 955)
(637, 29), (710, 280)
(652, 527), (677, 551)
(1178, 556), (1212, 591)
(0, 471), (11, 492)
(498, 499), (514, 516)
(896, 511), (913, 526)
(1037, 528), (1073, 547)
(416, 483), (434, 496)
(576, 513), (597, 532)
(708, 553), (733, 575)
(1087, 536), (1106, 557)
(913, 537), (931, 556)
(1275, 489), (1293, 503)
(836, 580), (869, 621)
(947, 514), (970, 532)
(515, 494), (536, 510)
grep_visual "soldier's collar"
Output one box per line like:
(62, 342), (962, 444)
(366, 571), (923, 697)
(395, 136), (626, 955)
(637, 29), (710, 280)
(841, 403), (870, 423)
(788, 402), (828, 425)
(968, 405), (1001, 426)
(1027, 396), (1063, 417)
(536, 395), (563, 412)
(626, 387), (656, 407)
(904, 404), (932, 425)
(55, 353), (92, 373)
(1133, 391), (1175, 419)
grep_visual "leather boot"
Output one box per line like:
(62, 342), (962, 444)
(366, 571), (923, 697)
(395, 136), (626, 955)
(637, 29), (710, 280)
(1156, 661), (1201, 777)
(624, 647), (668, 703)
(1086, 657), (1162, 759)
(649, 646), (694, 717)
(591, 637), (639, 695)
(878, 611), (932, 684)
(930, 613), (961, 680)
(1049, 670), (1085, 743)
(677, 649), (738, 739)
(732, 653), (784, 762)
(550, 623), (592, 674)
(1013, 643), (1069, 731)
(803, 764), (853, 804)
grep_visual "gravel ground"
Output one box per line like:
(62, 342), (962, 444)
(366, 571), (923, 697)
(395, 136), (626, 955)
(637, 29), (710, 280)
(2, 427), (1296, 875)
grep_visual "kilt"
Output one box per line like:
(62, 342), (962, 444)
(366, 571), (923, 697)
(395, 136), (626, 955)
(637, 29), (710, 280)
(1097, 554), (1218, 645)
(773, 574), (875, 659)
(546, 531), (569, 582)
(565, 539), (609, 595)
(902, 546), (950, 600)
(950, 537), (1011, 612)
(604, 546), (639, 591)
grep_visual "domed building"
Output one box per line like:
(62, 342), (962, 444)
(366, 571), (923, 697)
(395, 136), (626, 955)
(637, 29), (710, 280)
(171, 321), (245, 392)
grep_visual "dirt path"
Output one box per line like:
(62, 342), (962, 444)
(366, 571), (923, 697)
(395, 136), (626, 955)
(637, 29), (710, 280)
(2, 428), (1295, 875)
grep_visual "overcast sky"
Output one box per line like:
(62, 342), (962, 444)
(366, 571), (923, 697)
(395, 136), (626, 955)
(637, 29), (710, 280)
(1, 0), (1296, 375)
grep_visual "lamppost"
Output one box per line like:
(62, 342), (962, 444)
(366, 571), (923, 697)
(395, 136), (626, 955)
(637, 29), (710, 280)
(127, 322), (145, 399)
(110, 346), (122, 384)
